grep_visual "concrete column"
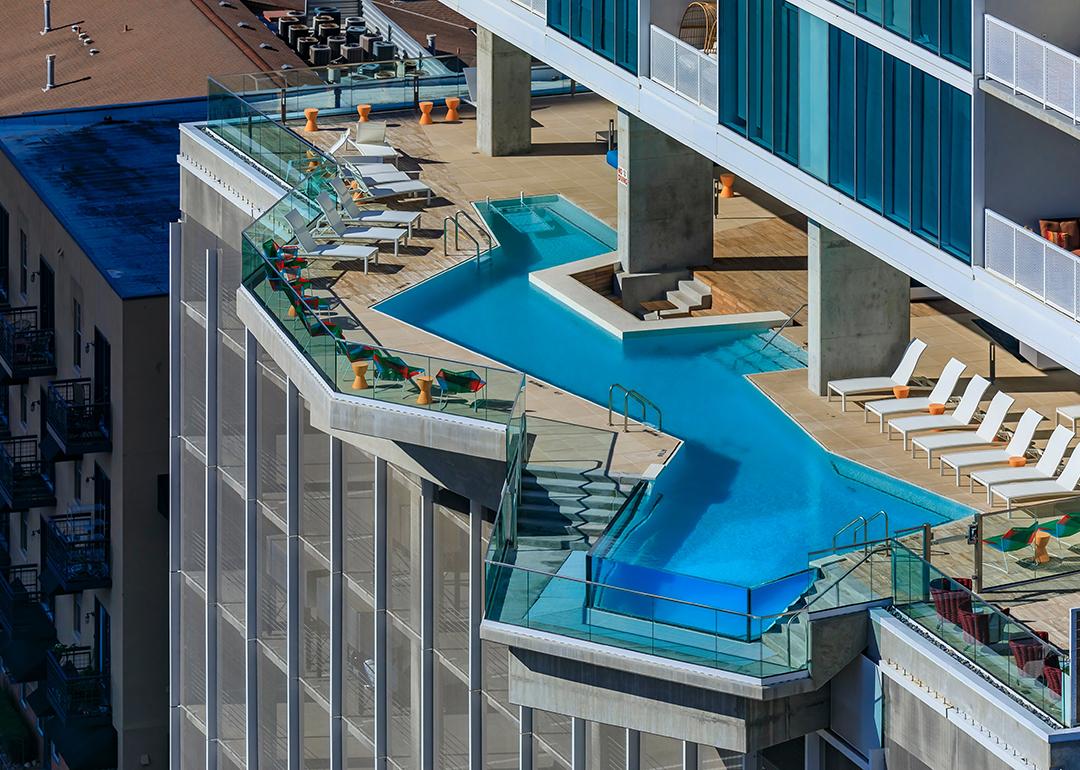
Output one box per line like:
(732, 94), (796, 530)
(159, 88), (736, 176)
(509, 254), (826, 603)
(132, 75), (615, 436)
(572, 717), (586, 769)
(168, 222), (182, 770)
(373, 457), (389, 769)
(420, 479), (435, 770)
(804, 732), (823, 770)
(625, 729), (640, 770)
(519, 706), (534, 770)
(329, 437), (343, 770)
(243, 331), (259, 770)
(468, 500), (483, 770)
(682, 741), (698, 770)
(205, 247), (220, 770)
(476, 26), (532, 156)
(807, 221), (911, 395)
(615, 109), (714, 311)
(286, 381), (301, 770)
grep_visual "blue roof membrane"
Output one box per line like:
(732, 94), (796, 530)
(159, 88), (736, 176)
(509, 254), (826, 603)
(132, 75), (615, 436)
(0, 97), (207, 299)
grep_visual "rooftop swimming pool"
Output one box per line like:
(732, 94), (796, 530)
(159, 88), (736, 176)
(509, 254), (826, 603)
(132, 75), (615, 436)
(376, 195), (972, 602)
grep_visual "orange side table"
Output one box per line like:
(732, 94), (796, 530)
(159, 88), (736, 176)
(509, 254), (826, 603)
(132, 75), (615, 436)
(719, 173), (736, 198)
(415, 375), (434, 404)
(418, 101), (434, 125)
(928, 403), (946, 415)
(892, 385), (910, 399)
(1008, 456), (1028, 467)
(357, 104), (372, 122)
(445, 96), (461, 122)
(304, 107), (319, 132)
(1033, 530), (1051, 564)
(351, 361), (369, 390)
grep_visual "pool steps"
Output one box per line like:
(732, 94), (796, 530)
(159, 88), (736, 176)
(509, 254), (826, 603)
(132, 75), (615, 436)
(643, 278), (713, 320)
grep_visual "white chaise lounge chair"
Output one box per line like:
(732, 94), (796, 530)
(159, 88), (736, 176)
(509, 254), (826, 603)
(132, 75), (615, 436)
(282, 209), (379, 273)
(971, 425), (1074, 504)
(826, 338), (927, 411)
(864, 358), (967, 431)
(314, 193), (408, 257)
(327, 127), (399, 164)
(909, 391), (1015, 467)
(886, 375), (991, 449)
(989, 447), (1080, 507)
(329, 177), (422, 235)
(939, 409), (1045, 486)
(363, 178), (434, 203)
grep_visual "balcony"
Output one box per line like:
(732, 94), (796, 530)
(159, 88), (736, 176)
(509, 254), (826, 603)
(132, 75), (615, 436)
(46, 646), (110, 725)
(45, 379), (111, 458)
(0, 566), (56, 683)
(41, 507), (110, 595)
(649, 25), (717, 114)
(984, 210), (1080, 321)
(0, 308), (54, 383)
(0, 437), (54, 512)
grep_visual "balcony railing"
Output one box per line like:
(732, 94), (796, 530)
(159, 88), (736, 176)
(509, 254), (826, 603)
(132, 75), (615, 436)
(46, 646), (110, 724)
(42, 507), (110, 594)
(984, 209), (1080, 321)
(0, 565), (45, 638)
(0, 308), (55, 382)
(649, 26), (718, 114)
(0, 437), (55, 512)
(510, 0), (546, 17)
(985, 15), (1080, 125)
(45, 379), (111, 457)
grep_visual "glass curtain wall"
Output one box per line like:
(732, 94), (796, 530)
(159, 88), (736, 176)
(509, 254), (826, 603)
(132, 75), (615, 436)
(827, 0), (971, 66)
(547, 0), (638, 73)
(718, 0), (972, 261)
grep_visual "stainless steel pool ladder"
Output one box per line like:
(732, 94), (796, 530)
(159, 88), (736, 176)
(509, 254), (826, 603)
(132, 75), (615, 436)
(760, 303), (807, 352)
(442, 209), (493, 263)
(832, 510), (890, 550)
(608, 384), (663, 433)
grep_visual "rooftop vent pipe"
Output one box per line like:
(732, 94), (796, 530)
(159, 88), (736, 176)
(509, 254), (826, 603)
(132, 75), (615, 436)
(43, 54), (55, 91)
(41, 0), (50, 35)
(426, 33), (437, 53)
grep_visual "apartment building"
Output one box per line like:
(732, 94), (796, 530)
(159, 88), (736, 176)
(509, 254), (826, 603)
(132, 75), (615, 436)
(175, 1), (1080, 770)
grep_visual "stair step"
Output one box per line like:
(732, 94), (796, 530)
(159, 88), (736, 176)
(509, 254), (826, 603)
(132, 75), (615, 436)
(520, 488), (627, 509)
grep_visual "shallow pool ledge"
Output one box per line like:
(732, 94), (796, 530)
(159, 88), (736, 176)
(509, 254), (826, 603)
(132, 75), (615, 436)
(529, 254), (790, 339)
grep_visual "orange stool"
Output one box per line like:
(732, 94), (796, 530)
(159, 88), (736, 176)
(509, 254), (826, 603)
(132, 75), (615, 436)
(928, 403), (946, 415)
(418, 101), (434, 125)
(1034, 530), (1051, 564)
(351, 361), (369, 390)
(304, 107), (319, 132)
(357, 104), (372, 122)
(445, 96), (461, 122)
(719, 173), (736, 198)
(892, 385), (910, 399)
(304, 150), (319, 173)
(1008, 456), (1028, 467)
(415, 375), (434, 405)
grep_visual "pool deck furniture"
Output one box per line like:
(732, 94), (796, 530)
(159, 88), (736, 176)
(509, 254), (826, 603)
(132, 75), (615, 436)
(910, 391), (1015, 467)
(1033, 530), (1053, 564)
(886, 375), (991, 449)
(971, 425), (1075, 503)
(1056, 404), (1080, 431)
(989, 448), (1080, 508)
(314, 192), (408, 257)
(415, 374), (435, 404)
(825, 338), (928, 411)
(939, 408), (1045, 486)
(283, 209), (380, 273)
(434, 368), (487, 405)
(864, 357), (967, 431)
(445, 97), (461, 122)
(372, 350), (424, 385)
(328, 177), (421, 235)
(362, 178), (434, 204)
(327, 128), (399, 165)
(982, 520), (1046, 572)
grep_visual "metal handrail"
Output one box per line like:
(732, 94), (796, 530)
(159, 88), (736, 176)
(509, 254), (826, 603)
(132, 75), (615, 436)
(455, 210), (493, 261)
(607, 384), (663, 433)
(442, 216), (480, 261)
(760, 303), (807, 352)
(833, 516), (868, 549)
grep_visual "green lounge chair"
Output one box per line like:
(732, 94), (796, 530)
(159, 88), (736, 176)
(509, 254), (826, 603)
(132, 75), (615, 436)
(373, 350), (423, 384)
(982, 520), (1046, 573)
(1051, 512), (1080, 556)
(434, 368), (486, 405)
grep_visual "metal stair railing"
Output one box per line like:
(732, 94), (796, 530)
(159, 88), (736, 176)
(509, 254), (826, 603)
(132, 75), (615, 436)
(607, 384), (663, 433)
(442, 209), (494, 263)
(760, 303), (807, 352)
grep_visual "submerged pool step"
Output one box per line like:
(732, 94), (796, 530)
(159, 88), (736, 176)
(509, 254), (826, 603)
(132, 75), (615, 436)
(519, 488), (628, 515)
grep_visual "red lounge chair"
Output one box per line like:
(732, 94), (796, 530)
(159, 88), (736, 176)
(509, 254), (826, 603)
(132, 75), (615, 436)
(1009, 638), (1047, 678)
(1044, 656), (1063, 696)
(929, 578), (972, 626)
(958, 608), (992, 646)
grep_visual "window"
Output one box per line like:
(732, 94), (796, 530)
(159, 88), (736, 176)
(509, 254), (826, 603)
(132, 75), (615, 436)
(18, 231), (26, 297)
(828, 27), (856, 197)
(73, 594), (82, 637)
(884, 58), (912, 227)
(547, 0), (636, 72)
(18, 512), (27, 554)
(73, 458), (83, 503)
(19, 384), (26, 427)
(940, 83), (972, 258)
(73, 298), (82, 369)
(856, 41), (884, 213)
(827, 0), (970, 68)
(0, 206), (8, 303)
(911, 70), (940, 242)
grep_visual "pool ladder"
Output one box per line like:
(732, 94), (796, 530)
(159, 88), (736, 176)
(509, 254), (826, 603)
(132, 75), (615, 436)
(608, 384), (663, 433)
(760, 303), (807, 352)
(832, 510), (890, 550)
(442, 210), (493, 263)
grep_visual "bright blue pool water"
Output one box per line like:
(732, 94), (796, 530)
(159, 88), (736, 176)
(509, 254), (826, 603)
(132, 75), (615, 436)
(377, 195), (972, 594)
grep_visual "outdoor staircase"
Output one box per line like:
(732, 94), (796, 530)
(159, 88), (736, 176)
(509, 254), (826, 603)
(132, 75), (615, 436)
(643, 278), (713, 320)
(515, 465), (636, 552)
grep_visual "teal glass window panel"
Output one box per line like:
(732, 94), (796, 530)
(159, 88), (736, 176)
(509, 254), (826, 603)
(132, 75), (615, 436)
(719, 0), (748, 133)
(884, 58), (912, 228)
(571, 0), (593, 48)
(593, 0), (615, 59)
(858, 0), (884, 24)
(912, 70), (940, 242)
(940, 85), (972, 260)
(548, 0), (570, 35)
(748, 0), (776, 149)
(884, 0), (911, 37)
(614, 0), (638, 73)
(856, 42), (884, 213)
(797, 11), (829, 180)
(940, 0), (971, 67)
(828, 27), (856, 197)
(774, 4), (800, 163)
(913, 0), (938, 51)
